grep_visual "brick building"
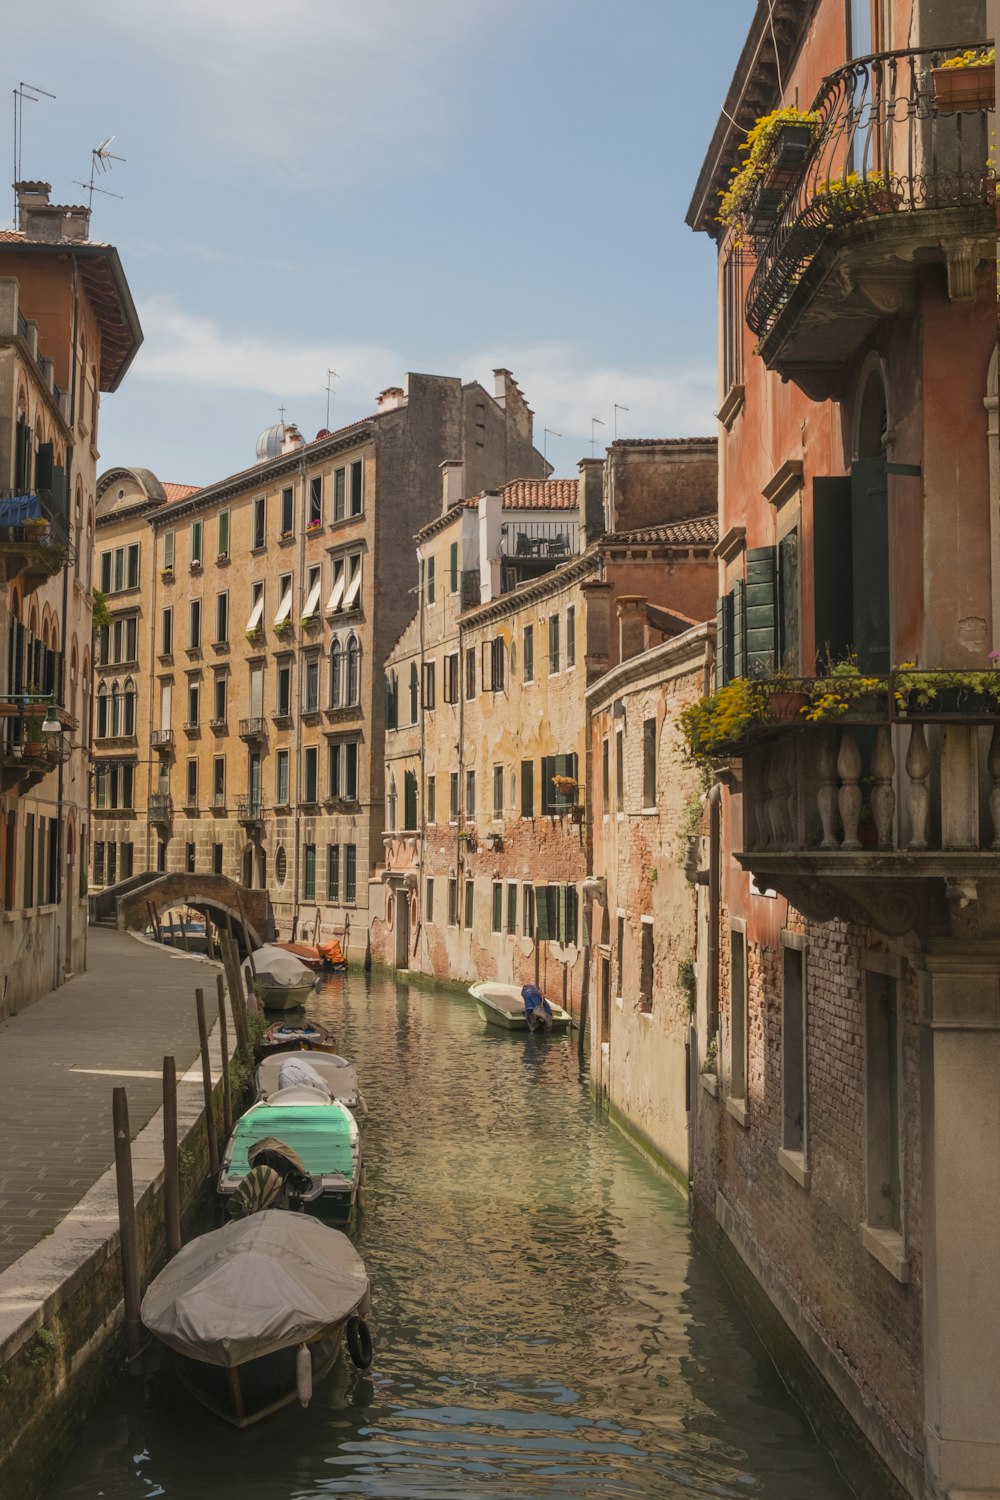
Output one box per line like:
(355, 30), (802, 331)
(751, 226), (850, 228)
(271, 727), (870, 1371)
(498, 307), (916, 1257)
(686, 3), (998, 1496)
(91, 370), (547, 954)
(0, 182), (140, 1014)
(371, 442), (718, 1006)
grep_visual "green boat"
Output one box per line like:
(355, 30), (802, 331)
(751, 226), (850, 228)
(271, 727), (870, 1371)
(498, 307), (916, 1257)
(218, 1095), (362, 1217)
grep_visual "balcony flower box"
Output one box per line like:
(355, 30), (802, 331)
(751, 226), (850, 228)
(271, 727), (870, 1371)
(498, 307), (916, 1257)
(717, 107), (820, 235)
(931, 50), (996, 113)
(273, 620), (294, 639)
(306, 520), (323, 536)
(161, 568), (174, 582)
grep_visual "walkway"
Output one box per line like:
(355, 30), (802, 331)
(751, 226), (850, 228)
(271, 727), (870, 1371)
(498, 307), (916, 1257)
(0, 928), (218, 1272)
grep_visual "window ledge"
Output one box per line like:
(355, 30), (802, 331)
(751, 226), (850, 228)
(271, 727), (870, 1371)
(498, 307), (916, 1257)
(250, 545), (267, 556)
(725, 1094), (749, 1128)
(859, 1222), (910, 1283)
(216, 554), (231, 566)
(278, 533), (296, 547)
(777, 1147), (810, 1190)
(700, 1072), (719, 1098)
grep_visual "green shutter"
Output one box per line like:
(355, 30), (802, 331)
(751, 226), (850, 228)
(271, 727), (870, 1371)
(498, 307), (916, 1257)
(534, 885), (555, 940)
(449, 541), (458, 592)
(164, 532), (175, 570)
(521, 759), (533, 817)
(851, 458), (890, 673)
(716, 596), (728, 685)
(219, 511), (230, 557)
(813, 476), (854, 670)
(49, 465), (67, 523)
(778, 528), (800, 670)
(541, 755), (554, 814)
(744, 546), (778, 677)
(35, 442), (54, 492)
(731, 580), (746, 680)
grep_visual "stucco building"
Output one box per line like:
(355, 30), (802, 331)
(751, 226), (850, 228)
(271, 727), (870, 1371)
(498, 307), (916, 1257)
(0, 181), (140, 1015)
(686, 4), (998, 1497)
(91, 370), (548, 955)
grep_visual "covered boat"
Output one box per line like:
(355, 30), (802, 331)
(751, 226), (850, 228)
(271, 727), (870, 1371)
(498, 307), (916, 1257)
(218, 1096), (363, 1216)
(250, 944), (316, 1011)
(469, 981), (572, 1033)
(255, 1053), (367, 1114)
(141, 1211), (372, 1427)
(272, 939), (347, 973)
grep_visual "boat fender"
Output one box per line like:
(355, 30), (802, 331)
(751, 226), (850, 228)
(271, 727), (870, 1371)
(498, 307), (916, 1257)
(296, 1343), (313, 1407)
(346, 1316), (373, 1370)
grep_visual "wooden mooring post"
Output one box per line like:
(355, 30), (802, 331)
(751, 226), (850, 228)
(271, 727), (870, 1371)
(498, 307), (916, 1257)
(195, 988), (219, 1177)
(216, 975), (232, 1131)
(112, 1087), (143, 1372)
(162, 1055), (182, 1258)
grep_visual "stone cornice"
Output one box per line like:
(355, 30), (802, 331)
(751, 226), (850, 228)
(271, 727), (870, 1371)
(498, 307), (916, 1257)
(586, 621), (712, 711)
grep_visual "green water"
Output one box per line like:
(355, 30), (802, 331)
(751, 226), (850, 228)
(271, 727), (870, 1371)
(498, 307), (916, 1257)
(52, 971), (860, 1499)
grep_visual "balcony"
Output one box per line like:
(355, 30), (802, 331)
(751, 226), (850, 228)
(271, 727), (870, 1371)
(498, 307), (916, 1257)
(148, 794), (173, 825)
(151, 729), (174, 754)
(0, 700), (66, 788)
(700, 671), (1000, 938)
(499, 521), (579, 593)
(745, 44), (996, 398)
(237, 796), (266, 827)
(0, 489), (73, 588)
(239, 717), (266, 742)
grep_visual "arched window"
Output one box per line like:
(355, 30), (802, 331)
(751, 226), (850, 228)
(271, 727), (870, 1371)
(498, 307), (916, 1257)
(86, 501), (94, 591)
(111, 680), (122, 737)
(346, 634), (360, 706)
(409, 661), (419, 723)
(329, 638), (343, 708)
(387, 773), (397, 832)
(97, 682), (109, 739)
(74, 483), (83, 579)
(123, 676), (136, 736)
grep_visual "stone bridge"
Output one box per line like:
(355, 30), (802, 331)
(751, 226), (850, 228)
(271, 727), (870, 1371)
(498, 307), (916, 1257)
(91, 872), (274, 949)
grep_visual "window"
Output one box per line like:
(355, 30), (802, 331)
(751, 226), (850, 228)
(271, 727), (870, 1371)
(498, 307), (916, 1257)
(253, 496), (266, 549)
(448, 878), (459, 926)
(93, 840), (105, 887)
(127, 544), (140, 589)
(465, 647), (476, 700)
(422, 660), (436, 711)
(465, 769), (476, 819)
(329, 639), (343, 707)
(23, 814), (34, 905)
(404, 769), (418, 830)
(163, 531), (175, 573)
(865, 968), (901, 1233)
(449, 541), (458, 592)
(93, 762), (136, 811)
(304, 656), (320, 713)
(523, 883), (535, 938)
(493, 765), (504, 818)
(344, 844), (357, 902)
(643, 717), (657, 808)
(566, 606), (576, 667)
(602, 737), (610, 811)
(491, 882), (503, 933)
(186, 678), (200, 726)
(303, 564), (322, 620)
(520, 759), (534, 817)
(213, 756), (225, 806)
(778, 527), (800, 672)
(385, 670), (398, 730)
(722, 251), (744, 397)
(346, 629), (360, 702)
(247, 581), (265, 635)
(409, 662), (419, 724)
(303, 746), (318, 803)
(333, 466), (346, 522)
(482, 637), (505, 692)
(303, 843), (316, 900)
(213, 843), (223, 875)
(276, 749), (290, 806)
(186, 841), (196, 874)
(328, 740), (359, 801)
(218, 509), (230, 558)
(309, 475), (323, 527)
(615, 729), (624, 811)
(350, 459), (363, 515)
(426, 878), (434, 922)
(213, 673), (227, 723)
(186, 759), (198, 807)
(523, 624), (534, 682)
(464, 878), (475, 929)
(617, 914), (625, 996)
(450, 771), (460, 821)
(426, 775), (436, 823)
(426, 555), (436, 605)
(101, 544), (140, 594)
(444, 653), (459, 703)
(189, 599), (201, 650)
(730, 927), (748, 1105)
(548, 614), (560, 674)
(343, 554), (362, 612)
(191, 520), (203, 566)
(276, 659), (292, 716)
(541, 753), (578, 815)
(506, 882), (518, 935)
(275, 573), (293, 628)
(782, 940), (807, 1159)
(327, 844), (340, 901)
(215, 591), (229, 644)
(327, 558), (346, 613)
(161, 607), (173, 656)
(639, 920), (654, 1013)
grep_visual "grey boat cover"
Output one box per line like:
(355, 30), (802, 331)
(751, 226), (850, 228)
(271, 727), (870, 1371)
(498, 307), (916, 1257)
(251, 944), (314, 990)
(278, 1057), (332, 1094)
(141, 1211), (368, 1368)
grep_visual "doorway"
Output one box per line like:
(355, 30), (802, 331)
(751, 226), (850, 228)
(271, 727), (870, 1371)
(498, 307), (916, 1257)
(394, 889), (409, 969)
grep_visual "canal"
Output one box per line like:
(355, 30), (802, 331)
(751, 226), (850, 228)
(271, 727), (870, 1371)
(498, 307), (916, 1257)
(53, 970), (859, 1499)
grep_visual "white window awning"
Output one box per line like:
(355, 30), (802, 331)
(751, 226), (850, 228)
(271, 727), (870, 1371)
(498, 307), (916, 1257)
(246, 595), (265, 632)
(326, 569), (346, 613)
(274, 583), (293, 625)
(302, 576), (322, 619)
(343, 562), (362, 611)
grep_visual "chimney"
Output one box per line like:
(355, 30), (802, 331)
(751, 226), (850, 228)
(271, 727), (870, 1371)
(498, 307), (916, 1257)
(617, 596), (648, 663)
(492, 368), (533, 445)
(577, 457), (605, 546)
(376, 386), (406, 413)
(60, 205), (92, 242)
(15, 183), (92, 243)
(440, 459), (465, 514)
(281, 423), (304, 453)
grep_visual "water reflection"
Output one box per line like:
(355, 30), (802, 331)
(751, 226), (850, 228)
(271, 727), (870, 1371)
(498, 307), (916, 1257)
(52, 971), (860, 1499)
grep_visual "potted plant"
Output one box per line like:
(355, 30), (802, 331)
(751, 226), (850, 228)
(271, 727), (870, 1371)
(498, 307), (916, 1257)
(893, 662), (1000, 718)
(931, 48), (996, 113)
(246, 627), (264, 646)
(681, 677), (771, 765)
(551, 774), (579, 802)
(803, 657), (888, 722)
(717, 107), (821, 237)
(306, 519), (323, 536)
(161, 567), (174, 582)
(274, 619), (294, 640)
(814, 170), (900, 223)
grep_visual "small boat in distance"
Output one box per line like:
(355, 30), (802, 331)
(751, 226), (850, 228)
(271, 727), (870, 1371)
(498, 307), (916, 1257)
(251, 944), (316, 1012)
(469, 981), (572, 1033)
(272, 939), (348, 973)
(260, 1020), (337, 1057)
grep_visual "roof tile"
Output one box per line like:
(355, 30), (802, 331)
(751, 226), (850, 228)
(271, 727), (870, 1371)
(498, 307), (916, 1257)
(500, 478), (578, 510)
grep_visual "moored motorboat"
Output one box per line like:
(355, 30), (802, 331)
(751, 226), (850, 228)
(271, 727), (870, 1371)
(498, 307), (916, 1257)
(272, 939), (348, 973)
(255, 1052), (367, 1114)
(141, 1211), (372, 1427)
(250, 944), (316, 1011)
(218, 1094), (363, 1217)
(260, 1020), (337, 1057)
(469, 980), (572, 1033)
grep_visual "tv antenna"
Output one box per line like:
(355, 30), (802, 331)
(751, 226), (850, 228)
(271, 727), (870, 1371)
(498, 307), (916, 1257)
(590, 416), (605, 458)
(325, 369), (338, 429)
(543, 427), (561, 466)
(12, 82), (56, 224)
(73, 136), (125, 212)
(613, 404), (630, 439)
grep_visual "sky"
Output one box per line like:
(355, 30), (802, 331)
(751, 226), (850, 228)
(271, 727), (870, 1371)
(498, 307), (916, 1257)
(9, 0), (750, 487)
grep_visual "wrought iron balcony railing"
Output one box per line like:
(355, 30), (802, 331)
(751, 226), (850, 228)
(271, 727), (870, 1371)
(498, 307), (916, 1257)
(499, 520), (579, 561)
(237, 796), (266, 824)
(0, 487), (73, 578)
(745, 43), (996, 350)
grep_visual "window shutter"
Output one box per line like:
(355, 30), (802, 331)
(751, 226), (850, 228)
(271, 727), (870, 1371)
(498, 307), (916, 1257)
(534, 885), (555, 940)
(35, 442), (54, 492)
(850, 458), (890, 673)
(49, 466), (67, 522)
(481, 640), (493, 692)
(778, 528), (800, 670)
(14, 421), (28, 492)
(813, 476), (854, 670)
(745, 546), (778, 676)
(731, 580), (746, 680)
(521, 759), (533, 817)
(541, 754), (554, 814)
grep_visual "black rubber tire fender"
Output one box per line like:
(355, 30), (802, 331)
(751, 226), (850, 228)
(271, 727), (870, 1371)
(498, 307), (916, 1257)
(346, 1315), (373, 1370)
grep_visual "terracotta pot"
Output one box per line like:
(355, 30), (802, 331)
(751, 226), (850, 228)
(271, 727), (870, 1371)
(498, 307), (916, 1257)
(767, 690), (808, 722)
(931, 64), (995, 113)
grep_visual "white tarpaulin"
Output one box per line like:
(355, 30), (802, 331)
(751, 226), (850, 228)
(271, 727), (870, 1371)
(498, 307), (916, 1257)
(252, 943), (314, 989)
(278, 1057), (333, 1095)
(141, 1211), (368, 1368)
(257, 1052), (362, 1107)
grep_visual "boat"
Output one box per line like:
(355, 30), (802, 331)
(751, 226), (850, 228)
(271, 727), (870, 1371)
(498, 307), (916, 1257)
(141, 1211), (372, 1427)
(260, 1020), (337, 1057)
(218, 1093), (363, 1217)
(255, 1052), (367, 1114)
(469, 980), (572, 1033)
(272, 939), (348, 973)
(250, 944), (316, 1011)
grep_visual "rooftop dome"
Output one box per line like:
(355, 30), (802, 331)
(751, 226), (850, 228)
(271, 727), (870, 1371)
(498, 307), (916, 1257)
(256, 421), (287, 463)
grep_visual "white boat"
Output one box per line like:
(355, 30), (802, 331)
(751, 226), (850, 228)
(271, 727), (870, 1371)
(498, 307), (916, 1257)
(141, 1211), (372, 1427)
(469, 980), (572, 1033)
(250, 943), (316, 1011)
(255, 1053), (367, 1114)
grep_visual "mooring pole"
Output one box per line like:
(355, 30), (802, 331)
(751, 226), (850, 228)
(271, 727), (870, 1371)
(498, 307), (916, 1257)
(162, 1055), (182, 1258)
(112, 1086), (143, 1372)
(216, 974), (232, 1131)
(195, 988), (219, 1176)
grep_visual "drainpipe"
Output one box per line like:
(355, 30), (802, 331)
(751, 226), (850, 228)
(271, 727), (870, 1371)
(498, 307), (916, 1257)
(415, 546), (426, 972)
(291, 455), (306, 939)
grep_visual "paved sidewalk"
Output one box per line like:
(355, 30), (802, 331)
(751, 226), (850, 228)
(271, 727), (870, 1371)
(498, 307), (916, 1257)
(0, 928), (221, 1272)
